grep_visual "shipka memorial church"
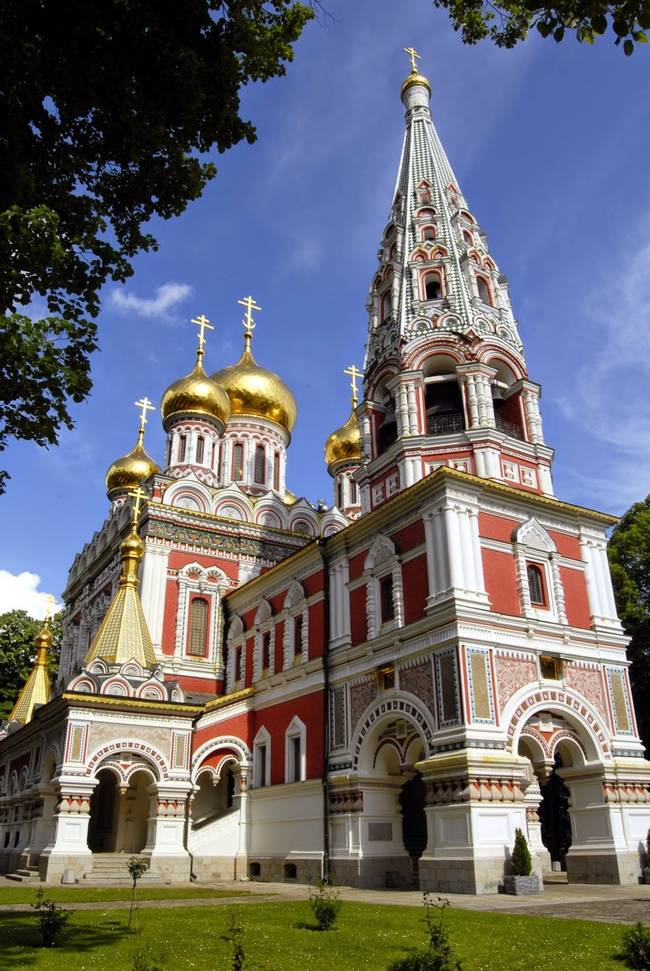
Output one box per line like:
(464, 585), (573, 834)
(2, 54), (650, 894)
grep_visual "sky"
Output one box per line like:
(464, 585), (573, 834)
(2, 0), (650, 616)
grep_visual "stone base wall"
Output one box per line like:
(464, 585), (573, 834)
(244, 856), (323, 885)
(192, 855), (238, 882)
(0, 850), (23, 876)
(566, 851), (642, 886)
(330, 856), (413, 889)
(40, 853), (94, 884)
(419, 857), (505, 895)
(147, 854), (192, 884)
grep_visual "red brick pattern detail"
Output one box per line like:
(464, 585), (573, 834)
(400, 660), (435, 713)
(350, 680), (377, 731)
(495, 655), (537, 709)
(564, 663), (610, 728)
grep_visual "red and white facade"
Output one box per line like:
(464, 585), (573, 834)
(1, 63), (649, 893)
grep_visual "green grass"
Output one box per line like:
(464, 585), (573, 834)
(0, 884), (251, 905)
(0, 900), (628, 970)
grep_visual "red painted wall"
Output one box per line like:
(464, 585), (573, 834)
(560, 567), (592, 629)
(483, 549), (521, 616)
(254, 690), (325, 782)
(479, 512), (518, 543)
(391, 519), (425, 552)
(402, 554), (429, 624)
(549, 531), (582, 560)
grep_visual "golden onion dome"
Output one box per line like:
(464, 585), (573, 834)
(106, 432), (160, 498)
(160, 358), (230, 431)
(401, 70), (431, 99)
(283, 488), (298, 506)
(212, 343), (297, 435)
(324, 409), (362, 472)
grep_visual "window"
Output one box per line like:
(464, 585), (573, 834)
(477, 276), (492, 305)
(254, 444), (266, 484)
(424, 272), (442, 301)
(422, 225), (436, 241)
(285, 717), (306, 783)
(527, 564), (546, 606)
(262, 632), (271, 672)
(257, 744), (267, 786)
(350, 479), (358, 504)
(196, 435), (205, 464)
(178, 434), (187, 463)
(273, 452), (280, 492)
(540, 655), (563, 680)
(381, 289), (392, 321)
(294, 615), (304, 658)
(463, 229), (473, 245)
(291, 736), (301, 781)
(380, 574), (395, 623)
(234, 646), (243, 682)
(188, 597), (209, 656)
(254, 728), (271, 787)
(337, 479), (344, 508)
(232, 442), (244, 480)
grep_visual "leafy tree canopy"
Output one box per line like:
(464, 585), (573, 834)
(0, 609), (63, 719)
(433, 0), (649, 52)
(608, 495), (650, 751)
(0, 0), (314, 492)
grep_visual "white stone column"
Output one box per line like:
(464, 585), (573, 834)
(145, 783), (192, 881)
(40, 780), (96, 882)
(359, 413), (373, 462)
(140, 545), (170, 655)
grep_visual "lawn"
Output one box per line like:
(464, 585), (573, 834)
(0, 884), (251, 905)
(0, 900), (628, 970)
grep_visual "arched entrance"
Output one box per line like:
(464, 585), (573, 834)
(192, 763), (236, 828)
(538, 756), (572, 870)
(399, 772), (427, 884)
(88, 767), (152, 854)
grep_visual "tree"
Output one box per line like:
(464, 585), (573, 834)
(0, 1), (315, 492)
(432, 0), (649, 53)
(609, 495), (650, 752)
(0, 610), (63, 719)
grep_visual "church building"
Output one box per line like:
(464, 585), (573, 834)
(2, 53), (649, 895)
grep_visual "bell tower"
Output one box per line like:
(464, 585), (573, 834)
(355, 50), (553, 514)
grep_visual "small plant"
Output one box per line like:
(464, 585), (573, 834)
(510, 827), (532, 877)
(222, 910), (246, 971)
(387, 894), (463, 971)
(620, 922), (650, 969)
(309, 878), (342, 931)
(646, 828), (650, 865)
(32, 889), (72, 947)
(132, 945), (165, 971)
(127, 855), (149, 930)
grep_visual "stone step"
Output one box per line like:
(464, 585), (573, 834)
(6, 871), (40, 883)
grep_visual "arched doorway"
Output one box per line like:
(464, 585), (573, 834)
(88, 767), (152, 854)
(399, 772), (427, 885)
(538, 755), (572, 870)
(192, 763), (236, 830)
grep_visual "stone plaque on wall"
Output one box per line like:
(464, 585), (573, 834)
(368, 822), (392, 842)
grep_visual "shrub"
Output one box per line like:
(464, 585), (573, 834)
(132, 946), (165, 971)
(511, 828), (532, 877)
(620, 922), (650, 969)
(309, 879), (342, 931)
(127, 855), (149, 930)
(222, 910), (246, 971)
(31, 889), (72, 947)
(387, 894), (463, 971)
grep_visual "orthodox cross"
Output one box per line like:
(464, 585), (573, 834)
(238, 295), (261, 351)
(44, 594), (56, 622)
(344, 364), (363, 406)
(134, 396), (155, 431)
(403, 46), (421, 73)
(129, 485), (148, 525)
(191, 314), (214, 360)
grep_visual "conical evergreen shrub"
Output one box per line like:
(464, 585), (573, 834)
(511, 828), (532, 877)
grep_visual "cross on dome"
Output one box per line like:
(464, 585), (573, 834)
(238, 295), (262, 351)
(343, 364), (363, 407)
(403, 46), (421, 73)
(128, 485), (148, 525)
(191, 313), (214, 361)
(134, 396), (155, 431)
(44, 594), (56, 622)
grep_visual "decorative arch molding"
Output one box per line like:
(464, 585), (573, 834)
(482, 348), (526, 380)
(513, 518), (556, 553)
(191, 736), (251, 780)
(87, 741), (170, 781)
(405, 341), (464, 373)
(504, 685), (612, 760)
(254, 598), (272, 626)
(284, 580), (305, 610)
(364, 533), (396, 570)
(174, 562), (228, 669)
(227, 614), (244, 644)
(351, 691), (436, 771)
(163, 478), (212, 512)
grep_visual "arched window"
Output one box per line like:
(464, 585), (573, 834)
(422, 225), (436, 241)
(273, 452), (280, 491)
(337, 478), (344, 509)
(195, 435), (205, 464)
(477, 276), (492, 305)
(462, 229), (473, 245)
(377, 395), (398, 454)
(177, 434), (187, 463)
(234, 645), (243, 682)
(349, 478), (358, 505)
(254, 444), (266, 485)
(527, 564), (545, 606)
(423, 272), (442, 301)
(232, 442), (244, 480)
(380, 574), (395, 623)
(380, 289), (392, 321)
(188, 597), (209, 656)
(294, 615), (304, 657)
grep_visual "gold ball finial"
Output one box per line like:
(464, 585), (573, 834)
(160, 314), (231, 430)
(106, 398), (161, 499)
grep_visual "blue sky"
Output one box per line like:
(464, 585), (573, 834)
(2, 0), (650, 614)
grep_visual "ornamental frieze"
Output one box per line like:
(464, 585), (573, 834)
(144, 518), (300, 564)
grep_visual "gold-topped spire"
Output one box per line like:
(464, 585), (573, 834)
(238, 295), (261, 353)
(343, 364), (363, 409)
(400, 46), (431, 99)
(191, 313), (214, 364)
(106, 398), (161, 499)
(8, 616), (53, 724)
(83, 488), (157, 669)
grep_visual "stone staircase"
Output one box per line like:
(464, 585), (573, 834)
(83, 854), (162, 886)
(5, 864), (40, 883)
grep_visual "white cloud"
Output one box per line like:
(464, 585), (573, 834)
(0, 571), (62, 620)
(111, 282), (193, 319)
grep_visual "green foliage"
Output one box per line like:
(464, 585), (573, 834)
(608, 496), (650, 752)
(222, 910), (246, 970)
(132, 946), (166, 971)
(127, 856), (149, 930)
(31, 889), (72, 947)
(0, 609), (63, 719)
(619, 922), (650, 969)
(0, 0), (314, 490)
(511, 828), (532, 876)
(388, 895), (463, 971)
(432, 0), (650, 51)
(309, 879), (342, 930)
